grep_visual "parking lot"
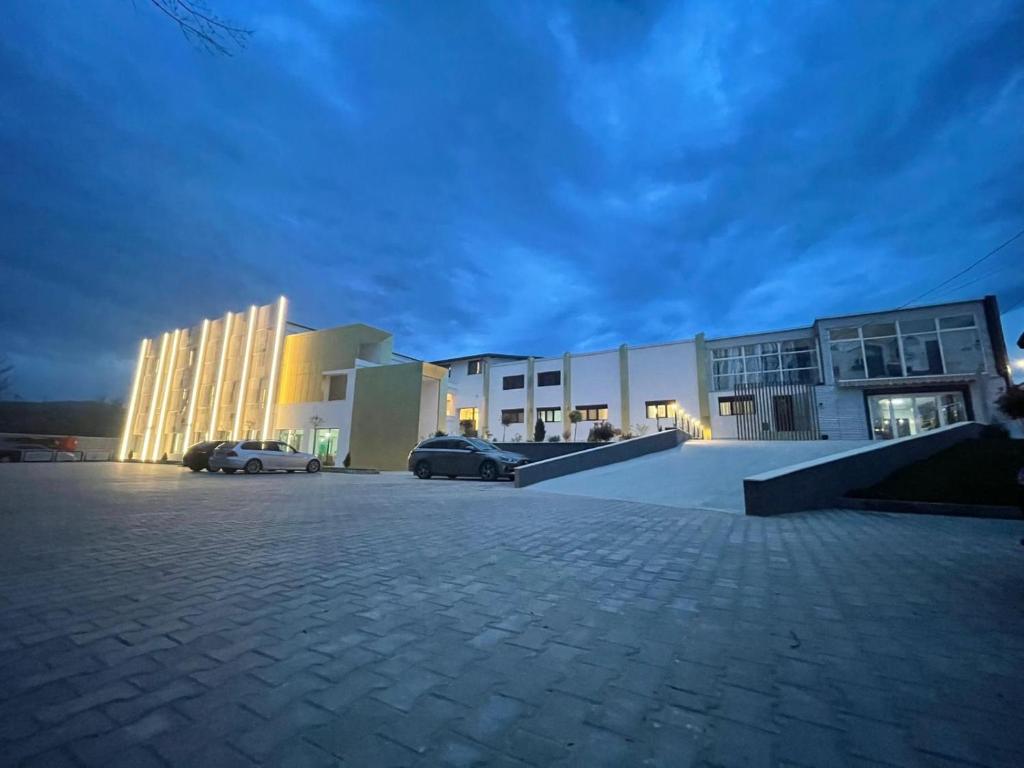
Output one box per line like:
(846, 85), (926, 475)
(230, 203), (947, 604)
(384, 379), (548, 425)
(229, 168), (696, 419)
(2, 462), (1024, 767)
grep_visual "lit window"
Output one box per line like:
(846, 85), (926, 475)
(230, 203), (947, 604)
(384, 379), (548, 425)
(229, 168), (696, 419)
(446, 392), (454, 416)
(575, 404), (608, 421)
(645, 400), (676, 419)
(467, 359), (483, 375)
(458, 407), (478, 425)
(537, 407), (561, 423)
(718, 396), (755, 416)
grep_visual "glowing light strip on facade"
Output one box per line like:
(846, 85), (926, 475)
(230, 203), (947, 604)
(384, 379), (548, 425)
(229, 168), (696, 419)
(183, 318), (210, 450)
(208, 311), (233, 439)
(261, 296), (288, 439)
(140, 332), (169, 461)
(118, 338), (150, 461)
(151, 328), (181, 461)
(232, 305), (258, 440)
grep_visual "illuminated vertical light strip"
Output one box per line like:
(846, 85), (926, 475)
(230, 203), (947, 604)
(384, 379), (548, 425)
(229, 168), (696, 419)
(232, 305), (258, 440)
(208, 311), (233, 439)
(261, 296), (288, 439)
(151, 328), (181, 461)
(140, 332), (170, 461)
(183, 318), (210, 450)
(118, 338), (150, 461)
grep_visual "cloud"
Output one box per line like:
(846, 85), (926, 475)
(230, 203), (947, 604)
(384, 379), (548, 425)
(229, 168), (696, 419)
(0, 0), (1021, 399)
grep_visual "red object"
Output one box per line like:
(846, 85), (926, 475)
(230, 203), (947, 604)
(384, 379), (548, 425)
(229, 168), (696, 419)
(57, 436), (79, 452)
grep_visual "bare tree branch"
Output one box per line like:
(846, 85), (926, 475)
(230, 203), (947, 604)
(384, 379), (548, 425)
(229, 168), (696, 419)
(147, 0), (252, 56)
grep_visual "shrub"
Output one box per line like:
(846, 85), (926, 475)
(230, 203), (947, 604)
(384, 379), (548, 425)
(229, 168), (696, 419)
(996, 385), (1024, 421)
(533, 416), (546, 443)
(343, 452), (351, 467)
(433, 430), (446, 437)
(511, 434), (523, 443)
(979, 423), (1010, 440)
(547, 435), (560, 442)
(587, 421), (615, 442)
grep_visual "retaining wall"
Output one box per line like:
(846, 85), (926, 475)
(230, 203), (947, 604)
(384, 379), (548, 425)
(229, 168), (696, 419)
(514, 429), (686, 488)
(493, 442), (598, 462)
(743, 421), (984, 516)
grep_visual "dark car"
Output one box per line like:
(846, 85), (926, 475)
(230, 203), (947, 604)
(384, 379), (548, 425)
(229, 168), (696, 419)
(408, 436), (528, 481)
(182, 441), (225, 472)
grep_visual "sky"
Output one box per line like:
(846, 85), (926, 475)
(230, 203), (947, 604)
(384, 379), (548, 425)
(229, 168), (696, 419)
(1, 0), (1022, 400)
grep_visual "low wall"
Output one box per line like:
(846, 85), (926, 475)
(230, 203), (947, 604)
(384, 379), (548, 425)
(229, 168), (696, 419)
(743, 422), (984, 516)
(0, 432), (119, 461)
(493, 442), (598, 461)
(514, 429), (686, 488)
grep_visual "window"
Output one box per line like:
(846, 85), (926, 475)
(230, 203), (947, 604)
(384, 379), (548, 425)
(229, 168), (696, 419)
(718, 395), (755, 416)
(458, 407), (479, 435)
(828, 314), (984, 381)
(537, 407), (561, 422)
(314, 428), (339, 464)
(537, 370), (561, 387)
(645, 400), (677, 419)
(501, 408), (524, 424)
(502, 375), (525, 390)
(327, 374), (347, 401)
(445, 392), (455, 417)
(261, 442), (281, 452)
(575, 404), (608, 421)
(711, 340), (820, 390)
(240, 441), (262, 450)
(277, 429), (304, 451)
(467, 359), (483, 375)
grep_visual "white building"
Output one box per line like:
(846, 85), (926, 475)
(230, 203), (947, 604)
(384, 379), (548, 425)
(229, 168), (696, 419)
(437, 296), (1013, 444)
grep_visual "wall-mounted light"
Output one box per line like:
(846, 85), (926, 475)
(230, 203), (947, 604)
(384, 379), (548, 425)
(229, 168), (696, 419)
(183, 318), (210, 450)
(208, 311), (233, 439)
(118, 338), (150, 461)
(141, 332), (170, 461)
(261, 296), (288, 439)
(232, 305), (258, 440)
(152, 328), (181, 461)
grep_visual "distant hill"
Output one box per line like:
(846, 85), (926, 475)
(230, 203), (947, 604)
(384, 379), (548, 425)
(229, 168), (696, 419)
(0, 401), (125, 437)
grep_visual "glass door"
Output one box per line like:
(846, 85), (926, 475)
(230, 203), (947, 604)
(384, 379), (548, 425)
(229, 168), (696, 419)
(314, 428), (339, 466)
(868, 392), (966, 440)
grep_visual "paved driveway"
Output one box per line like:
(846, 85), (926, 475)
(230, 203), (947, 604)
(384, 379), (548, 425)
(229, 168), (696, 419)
(525, 439), (871, 512)
(1, 463), (1023, 767)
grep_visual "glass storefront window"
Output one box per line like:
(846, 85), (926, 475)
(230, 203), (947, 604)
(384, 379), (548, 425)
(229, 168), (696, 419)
(864, 337), (902, 378)
(868, 392), (967, 440)
(314, 428), (339, 466)
(901, 333), (943, 375)
(711, 340), (820, 390)
(939, 329), (983, 374)
(830, 340), (865, 380)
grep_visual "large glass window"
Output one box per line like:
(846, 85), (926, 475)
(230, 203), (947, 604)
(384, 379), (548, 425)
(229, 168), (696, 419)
(868, 392), (967, 440)
(314, 428), (339, 465)
(711, 340), (820, 390)
(829, 315), (983, 382)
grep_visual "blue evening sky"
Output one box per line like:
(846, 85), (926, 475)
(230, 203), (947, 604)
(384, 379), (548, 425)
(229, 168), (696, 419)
(1, 1), (1022, 399)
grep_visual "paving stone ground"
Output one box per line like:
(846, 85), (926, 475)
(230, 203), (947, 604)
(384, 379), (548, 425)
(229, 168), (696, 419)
(1, 462), (1023, 768)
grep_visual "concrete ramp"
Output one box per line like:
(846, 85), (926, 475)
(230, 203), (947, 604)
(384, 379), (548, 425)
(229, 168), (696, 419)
(523, 439), (870, 512)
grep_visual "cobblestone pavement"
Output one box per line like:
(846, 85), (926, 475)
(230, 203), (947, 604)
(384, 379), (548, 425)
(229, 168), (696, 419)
(1, 463), (1023, 767)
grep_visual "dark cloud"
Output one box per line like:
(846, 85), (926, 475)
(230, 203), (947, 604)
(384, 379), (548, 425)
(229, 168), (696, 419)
(1, 0), (1022, 399)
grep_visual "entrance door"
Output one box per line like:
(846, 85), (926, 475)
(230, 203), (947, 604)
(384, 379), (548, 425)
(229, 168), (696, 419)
(314, 428), (339, 466)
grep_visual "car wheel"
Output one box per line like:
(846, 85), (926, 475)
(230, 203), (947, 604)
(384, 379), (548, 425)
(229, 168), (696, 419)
(479, 460), (498, 481)
(244, 459), (262, 474)
(189, 465), (202, 472)
(306, 459), (321, 473)
(414, 460), (431, 479)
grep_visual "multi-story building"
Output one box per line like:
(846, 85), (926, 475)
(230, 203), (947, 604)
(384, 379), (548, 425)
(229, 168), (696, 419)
(120, 295), (1014, 470)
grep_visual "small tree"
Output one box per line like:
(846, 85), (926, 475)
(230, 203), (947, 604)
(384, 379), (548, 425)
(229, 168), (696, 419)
(996, 385), (1024, 430)
(500, 412), (515, 441)
(568, 410), (582, 440)
(533, 416), (546, 443)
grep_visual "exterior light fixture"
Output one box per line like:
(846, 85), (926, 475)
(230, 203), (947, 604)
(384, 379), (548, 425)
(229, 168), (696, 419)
(118, 338), (149, 461)
(232, 305), (258, 440)
(208, 311), (233, 440)
(141, 332), (170, 461)
(261, 296), (288, 439)
(183, 319), (210, 451)
(151, 328), (181, 461)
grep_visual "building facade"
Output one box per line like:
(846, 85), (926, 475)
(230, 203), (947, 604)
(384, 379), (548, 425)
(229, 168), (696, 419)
(121, 295), (1013, 469)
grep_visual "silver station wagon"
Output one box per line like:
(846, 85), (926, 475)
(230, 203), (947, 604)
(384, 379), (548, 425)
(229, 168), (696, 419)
(407, 436), (528, 480)
(208, 440), (321, 474)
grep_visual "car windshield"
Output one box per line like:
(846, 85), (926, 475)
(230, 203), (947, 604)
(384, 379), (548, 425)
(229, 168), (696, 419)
(467, 438), (497, 451)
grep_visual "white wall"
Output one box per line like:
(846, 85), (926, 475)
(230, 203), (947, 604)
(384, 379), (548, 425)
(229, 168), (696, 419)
(627, 341), (700, 435)
(272, 366), (356, 458)
(490, 360), (530, 441)
(570, 350), (622, 437)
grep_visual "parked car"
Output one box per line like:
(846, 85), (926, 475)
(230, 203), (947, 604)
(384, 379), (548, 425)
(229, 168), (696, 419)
(208, 440), (321, 474)
(408, 436), (528, 480)
(181, 441), (226, 472)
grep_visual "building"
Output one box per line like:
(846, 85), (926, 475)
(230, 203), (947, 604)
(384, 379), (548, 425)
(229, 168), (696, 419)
(120, 295), (1013, 470)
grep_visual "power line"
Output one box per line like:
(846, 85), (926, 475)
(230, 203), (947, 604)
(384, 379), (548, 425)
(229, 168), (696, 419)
(899, 226), (1024, 308)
